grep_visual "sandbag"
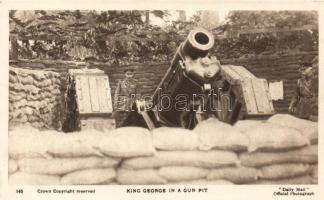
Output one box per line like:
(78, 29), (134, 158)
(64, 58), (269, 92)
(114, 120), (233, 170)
(52, 78), (61, 85)
(44, 85), (60, 93)
(158, 166), (209, 182)
(18, 156), (119, 175)
(9, 172), (60, 185)
(20, 107), (35, 116)
(24, 85), (40, 94)
(152, 127), (199, 150)
(28, 115), (41, 123)
(9, 128), (105, 159)
(239, 145), (318, 167)
(194, 118), (249, 151)
(32, 71), (46, 81)
(117, 168), (167, 185)
(9, 93), (25, 102)
(97, 127), (155, 158)
(9, 159), (18, 174)
(39, 92), (53, 100)
(45, 130), (105, 157)
(35, 79), (52, 88)
(252, 175), (315, 185)
(26, 94), (42, 101)
(13, 115), (28, 123)
(244, 122), (309, 152)
(10, 110), (20, 119)
(234, 120), (266, 132)
(259, 163), (312, 180)
(9, 127), (52, 159)
(28, 100), (48, 110)
(174, 179), (234, 185)
(9, 73), (18, 83)
(207, 166), (258, 184)
(310, 164), (318, 179)
(17, 71), (29, 78)
(11, 83), (25, 92)
(12, 99), (27, 109)
(51, 88), (61, 95)
(20, 76), (35, 85)
(103, 182), (120, 185)
(268, 114), (318, 144)
(61, 168), (116, 185)
(122, 150), (238, 169)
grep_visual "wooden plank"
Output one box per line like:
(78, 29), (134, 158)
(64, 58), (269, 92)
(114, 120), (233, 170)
(78, 75), (92, 114)
(222, 65), (242, 80)
(251, 79), (266, 113)
(75, 77), (84, 113)
(89, 76), (100, 112)
(229, 65), (255, 79)
(227, 65), (244, 79)
(74, 73), (113, 114)
(80, 118), (115, 131)
(245, 78), (276, 115)
(96, 76), (107, 112)
(241, 79), (258, 114)
(97, 76), (113, 113)
(221, 65), (242, 84)
(261, 79), (275, 113)
(69, 68), (105, 76)
(104, 75), (113, 113)
(263, 79), (275, 113)
(140, 112), (155, 130)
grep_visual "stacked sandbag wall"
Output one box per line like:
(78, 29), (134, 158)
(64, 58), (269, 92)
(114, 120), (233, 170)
(9, 67), (63, 130)
(9, 114), (318, 185)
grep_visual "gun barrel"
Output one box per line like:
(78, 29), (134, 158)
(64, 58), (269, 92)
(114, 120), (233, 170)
(171, 28), (215, 69)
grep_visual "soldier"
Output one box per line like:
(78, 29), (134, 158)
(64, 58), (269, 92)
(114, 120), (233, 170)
(288, 64), (317, 120)
(113, 67), (141, 127)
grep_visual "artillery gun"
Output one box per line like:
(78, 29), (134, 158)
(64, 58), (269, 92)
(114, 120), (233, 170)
(63, 28), (275, 131)
(135, 28), (275, 129)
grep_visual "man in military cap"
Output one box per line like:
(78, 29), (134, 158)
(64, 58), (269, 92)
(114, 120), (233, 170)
(289, 61), (317, 121)
(113, 67), (141, 127)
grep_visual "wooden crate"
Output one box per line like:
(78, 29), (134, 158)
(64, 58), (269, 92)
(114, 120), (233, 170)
(221, 65), (275, 116)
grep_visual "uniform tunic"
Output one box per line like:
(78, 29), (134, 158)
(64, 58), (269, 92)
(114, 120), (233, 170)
(290, 78), (317, 119)
(113, 78), (140, 127)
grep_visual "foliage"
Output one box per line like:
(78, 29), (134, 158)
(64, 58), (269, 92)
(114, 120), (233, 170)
(9, 10), (318, 62)
(212, 11), (318, 59)
(9, 10), (192, 64)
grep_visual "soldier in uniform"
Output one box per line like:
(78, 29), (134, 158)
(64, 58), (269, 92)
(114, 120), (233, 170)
(289, 64), (317, 120)
(113, 68), (141, 127)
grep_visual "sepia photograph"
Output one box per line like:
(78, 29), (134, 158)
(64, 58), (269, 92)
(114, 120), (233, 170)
(8, 9), (318, 186)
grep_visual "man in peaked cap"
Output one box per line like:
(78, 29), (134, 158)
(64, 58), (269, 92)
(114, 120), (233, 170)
(113, 66), (141, 127)
(289, 61), (317, 121)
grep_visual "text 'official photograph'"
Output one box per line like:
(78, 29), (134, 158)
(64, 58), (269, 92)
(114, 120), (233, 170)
(8, 10), (318, 185)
